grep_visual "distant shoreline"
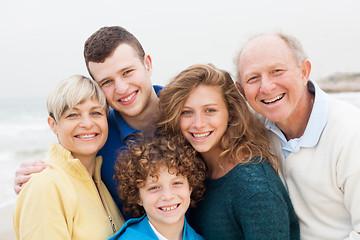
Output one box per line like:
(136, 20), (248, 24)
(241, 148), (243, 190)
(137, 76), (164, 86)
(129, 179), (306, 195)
(317, 72), (360, 93)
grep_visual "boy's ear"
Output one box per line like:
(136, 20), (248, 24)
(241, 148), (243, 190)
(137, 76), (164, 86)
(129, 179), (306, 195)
(137, 199), (143, 206)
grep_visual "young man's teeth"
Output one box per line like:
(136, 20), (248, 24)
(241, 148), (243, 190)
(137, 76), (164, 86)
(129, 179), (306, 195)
(120, 92), (136, 102)
(263, 94), (284, 104)
(193, 132), (211, 139)
(77, 134), (96, 139)
(161, 204), (178, 211)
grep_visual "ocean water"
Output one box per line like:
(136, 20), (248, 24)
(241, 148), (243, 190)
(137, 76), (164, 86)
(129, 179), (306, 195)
(1, 92), (360, 207)
(0, 98), (56, 207)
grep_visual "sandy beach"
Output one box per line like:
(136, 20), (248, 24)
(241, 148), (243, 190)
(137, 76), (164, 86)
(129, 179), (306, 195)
(0, 202), (16, 240)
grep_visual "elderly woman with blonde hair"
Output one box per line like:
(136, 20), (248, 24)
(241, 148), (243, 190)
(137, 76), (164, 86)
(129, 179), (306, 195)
(13, 75), (124, 240)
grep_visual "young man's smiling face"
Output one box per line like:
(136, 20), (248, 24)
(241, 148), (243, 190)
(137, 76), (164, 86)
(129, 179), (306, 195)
(88, 43), (154, 119)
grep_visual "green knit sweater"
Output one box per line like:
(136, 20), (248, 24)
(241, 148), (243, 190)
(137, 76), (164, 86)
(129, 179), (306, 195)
(188, 158), (299, 240)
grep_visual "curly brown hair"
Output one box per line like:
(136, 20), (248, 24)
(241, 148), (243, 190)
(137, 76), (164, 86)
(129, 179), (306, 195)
(157, 64), (279, 171)
(114, 133), (207, 217)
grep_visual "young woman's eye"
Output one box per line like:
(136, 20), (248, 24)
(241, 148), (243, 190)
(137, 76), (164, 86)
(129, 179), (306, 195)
(206, 108), (216, 113)
(181, 110), (192, 115)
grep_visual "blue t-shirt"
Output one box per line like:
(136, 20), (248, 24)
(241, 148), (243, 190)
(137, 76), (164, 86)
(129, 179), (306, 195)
(108, 215), (204, 240)
(98, 85), (163, 220)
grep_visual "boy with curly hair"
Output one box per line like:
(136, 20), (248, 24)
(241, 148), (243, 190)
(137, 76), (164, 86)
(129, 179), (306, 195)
(109, 134), (206, 240)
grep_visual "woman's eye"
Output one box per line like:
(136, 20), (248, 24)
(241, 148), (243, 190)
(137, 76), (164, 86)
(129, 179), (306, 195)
(206, 108), (216, 113)
(66, 113), (77, 118)
(181, 110), (192, 115)
(91, 111), (102, 116)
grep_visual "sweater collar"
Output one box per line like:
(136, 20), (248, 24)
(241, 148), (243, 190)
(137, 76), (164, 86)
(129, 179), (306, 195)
(46, 143), (103, 182)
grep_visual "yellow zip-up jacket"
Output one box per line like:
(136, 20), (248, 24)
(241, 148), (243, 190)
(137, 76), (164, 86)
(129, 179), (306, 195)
(13, 143), (125, 240)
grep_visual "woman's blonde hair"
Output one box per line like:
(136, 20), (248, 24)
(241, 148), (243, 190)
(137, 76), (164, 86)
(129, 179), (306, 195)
(157, 64), (278, 171)
(46, 75), (108, 121)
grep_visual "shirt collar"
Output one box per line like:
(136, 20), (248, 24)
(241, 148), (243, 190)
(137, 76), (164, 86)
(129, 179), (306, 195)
(111, 109), (139, 142)
(265, 80), (330, 157)
(148, 220), (168, 240)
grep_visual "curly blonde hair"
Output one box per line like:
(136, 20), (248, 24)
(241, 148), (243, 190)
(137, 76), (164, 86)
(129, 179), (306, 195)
(114, 133), (207, 217)
(157, 64), (278, 171)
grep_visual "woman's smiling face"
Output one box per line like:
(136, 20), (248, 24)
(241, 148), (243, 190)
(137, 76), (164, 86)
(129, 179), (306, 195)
(48, 98), (108, 160)
(179, 84), (229, 155)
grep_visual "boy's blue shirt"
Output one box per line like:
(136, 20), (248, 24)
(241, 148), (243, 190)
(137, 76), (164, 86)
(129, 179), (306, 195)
(108, 214), (205, 240)
(97, 85), (163, 220)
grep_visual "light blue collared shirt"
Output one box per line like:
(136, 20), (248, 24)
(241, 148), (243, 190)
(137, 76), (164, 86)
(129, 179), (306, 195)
(264, 81), (330, 158)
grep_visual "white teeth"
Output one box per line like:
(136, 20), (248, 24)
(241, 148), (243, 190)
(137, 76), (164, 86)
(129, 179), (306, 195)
(193, 132), (211, 139)
(120, 92), (136, 102)
(263, 94), (284, 104)
(77, 134), (96, 139)
(160, 204), (178, 211)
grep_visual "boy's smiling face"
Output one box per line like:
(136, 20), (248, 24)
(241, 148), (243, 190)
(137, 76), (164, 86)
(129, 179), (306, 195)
(138, 166), (192, 232)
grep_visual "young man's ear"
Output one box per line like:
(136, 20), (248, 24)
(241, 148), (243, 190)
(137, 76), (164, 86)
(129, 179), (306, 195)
(144, 54), (153, 75)
(47, 116), (57, 135)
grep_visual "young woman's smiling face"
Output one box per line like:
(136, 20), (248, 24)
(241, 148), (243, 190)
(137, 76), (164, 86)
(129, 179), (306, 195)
(180, 85), (229, 155)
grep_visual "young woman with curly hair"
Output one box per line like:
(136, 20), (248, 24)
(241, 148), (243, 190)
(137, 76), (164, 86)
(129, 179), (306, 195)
(110, 134), (206, 240)
(157, 64), (300, 240)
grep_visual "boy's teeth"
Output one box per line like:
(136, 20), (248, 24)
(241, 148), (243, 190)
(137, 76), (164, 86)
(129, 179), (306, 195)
(160, 204), (178, 211)
(193, 132), (211, 139)
(120, 92), (136, 102)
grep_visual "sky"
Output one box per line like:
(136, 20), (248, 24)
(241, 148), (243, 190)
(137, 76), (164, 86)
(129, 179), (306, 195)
(0, 0), (359, 100)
